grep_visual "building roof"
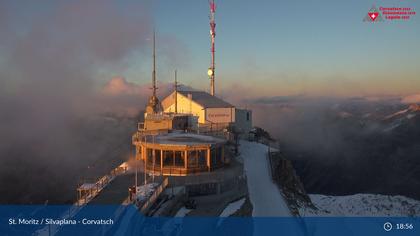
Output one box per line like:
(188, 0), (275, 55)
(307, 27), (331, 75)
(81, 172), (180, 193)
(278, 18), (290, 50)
(143, 131), (226, 146)
(177, 90), (234, 108)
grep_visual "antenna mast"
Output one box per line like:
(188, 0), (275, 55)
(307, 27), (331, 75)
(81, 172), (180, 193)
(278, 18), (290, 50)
(145, 30), (163, 116)
(208, 0), (216, 96)
(174, 70), (178, 114)
(152, 31), (157, 97)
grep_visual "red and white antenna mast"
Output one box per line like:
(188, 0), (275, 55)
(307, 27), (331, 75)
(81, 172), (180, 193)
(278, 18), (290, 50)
(208, 0), (216, 96)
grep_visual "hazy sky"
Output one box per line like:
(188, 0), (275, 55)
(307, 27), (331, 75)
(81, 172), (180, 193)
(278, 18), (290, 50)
(152, 0), (420, 97)
(1, 0), (419, 98)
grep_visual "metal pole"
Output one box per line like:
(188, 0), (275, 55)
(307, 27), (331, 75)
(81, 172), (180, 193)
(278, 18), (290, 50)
(135, 145), (138, 189)
(144, 135), (147, 185)
(170, 163), (174, 197)
(152, 135), (155, 183)
(174, 70), (178, 114)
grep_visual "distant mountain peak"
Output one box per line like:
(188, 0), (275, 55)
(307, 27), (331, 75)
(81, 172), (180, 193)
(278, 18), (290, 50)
(408, 103), (420, 112)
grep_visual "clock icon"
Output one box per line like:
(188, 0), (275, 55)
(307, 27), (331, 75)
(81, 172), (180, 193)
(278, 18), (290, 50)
(384, 222), (393, 232)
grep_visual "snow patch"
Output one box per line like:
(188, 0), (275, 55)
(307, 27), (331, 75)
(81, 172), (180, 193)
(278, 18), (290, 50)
(219, 198), (246, 217)
(175, 207), (191, 217)
(216, 198), (246, 227)
(384, 109), (409, 120)
(301, 194), (420, 216)
(136, 183), (159, 203)
(383, 122), (401, 132)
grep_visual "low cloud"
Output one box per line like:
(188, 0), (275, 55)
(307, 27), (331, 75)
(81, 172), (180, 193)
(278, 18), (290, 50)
(0, 0), (174, 203)
(102, 77), (147, 96)
(401, 94), (420, 104)
(98, 77), (172, 117)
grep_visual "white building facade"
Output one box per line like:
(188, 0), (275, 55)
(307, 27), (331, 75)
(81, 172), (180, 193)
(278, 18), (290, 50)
(161, 90), (252, 134)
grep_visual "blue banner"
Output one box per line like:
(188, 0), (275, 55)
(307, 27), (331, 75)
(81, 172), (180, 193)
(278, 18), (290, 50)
(0, 205), (418, 236)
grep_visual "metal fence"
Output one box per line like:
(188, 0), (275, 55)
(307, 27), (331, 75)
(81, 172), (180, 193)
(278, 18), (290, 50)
(76, 162), (128, 205)
(140, 177), (169, 214)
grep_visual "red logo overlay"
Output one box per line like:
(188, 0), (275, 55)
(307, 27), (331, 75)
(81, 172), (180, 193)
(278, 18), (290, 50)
(364, 5), (416, 22)
(379, 7), (416, 20)
(369, 12), (379, 21)
(364, 6), (383, 22)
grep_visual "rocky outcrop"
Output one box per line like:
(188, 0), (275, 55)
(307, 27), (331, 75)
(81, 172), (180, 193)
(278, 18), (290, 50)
(269, 151), (315, 216)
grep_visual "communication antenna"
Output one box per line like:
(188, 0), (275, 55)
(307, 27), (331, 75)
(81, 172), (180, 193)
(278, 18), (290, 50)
(174, 70), (179, 114)
(152, 30), (157, 97)
(144, 135), (147, 185)
(208, 0), (216, 96)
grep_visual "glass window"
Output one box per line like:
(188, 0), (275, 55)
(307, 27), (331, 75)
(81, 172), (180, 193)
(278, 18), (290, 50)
(211, 146), (223, 166)
(155, 149), (161, 165)
(211, 147), (216, 165)
(174, 151), (185, 167)
(147, 148), (153, 165)
(163, 150), (174, 167)
(188, 150), (198, 167)
(198, 150), (207, 166)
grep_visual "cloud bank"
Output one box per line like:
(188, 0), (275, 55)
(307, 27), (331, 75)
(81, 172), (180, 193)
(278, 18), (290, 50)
(401, 94), (420, 104)
(0, 0), (164, 203)
(98, 77), (172, 117)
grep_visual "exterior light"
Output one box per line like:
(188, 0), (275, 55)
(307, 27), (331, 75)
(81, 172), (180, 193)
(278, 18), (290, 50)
(207, 68), (213, 76)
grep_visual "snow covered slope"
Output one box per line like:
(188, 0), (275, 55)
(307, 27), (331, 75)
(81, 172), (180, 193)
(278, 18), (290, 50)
(219, 198), (246, 217)
(240, 140), (291, 216)
(301, 194), (420, 216)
